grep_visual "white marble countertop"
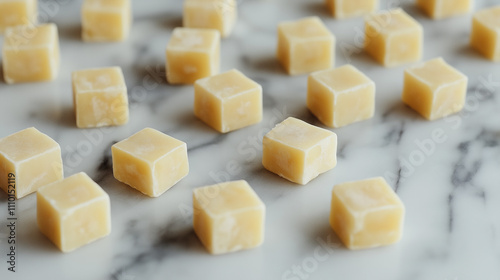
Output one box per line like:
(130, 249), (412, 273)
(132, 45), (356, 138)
(1, 0), (500, 279)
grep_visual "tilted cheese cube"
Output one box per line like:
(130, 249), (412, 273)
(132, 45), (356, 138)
(82, 0), (132, 42)
(0, 127), (63, 199)
(0, 0), (37, 33)
(470, 6), (500, 62)
(402, 57), (468, 121)
(325, 0), (378, 18)
(194, 69), (262, 133)
(262, 117), (337, 185)
(72, 67), (129, 128)
(193, 180), (265, 255)
(2, 23), (60, 84)
(330, 177), (405, 250)
(37, 172), (111, 253)
(308, 65), (375, 128)
(183, 0), (237, 38)
(112, 128), (189, 197)
(277, 16), (335, 75)
(364, 9), (423, 67)
(417, 0), (472, 19)
(166, 27), (220, 84)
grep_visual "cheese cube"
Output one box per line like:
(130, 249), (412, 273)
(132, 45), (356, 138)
(112, 128), (189, 197)
(470, 6), (500, 62)
(330, 177), (405, 250)
(325, 0), (378, 18)
(402, 57), (468, 121)
(193, 180), (265, 255)
(364, 9), (423, 67)
(417, 0), (472, 19)
(262, 117), (337, 185)
(0, 0), (37, 33)
(194, 69), (262, 133)
(307, 65), (375, 128)
(277, 17), (335, 75)
(166, 27), (220, 84)
(2, 23), (60, 84)
(37, 172), (111, 253)
(72, 67), (129, 128)
(183, 0), (237, 38)
(82, 0), (132, 42)
(0, 127), (63, 199)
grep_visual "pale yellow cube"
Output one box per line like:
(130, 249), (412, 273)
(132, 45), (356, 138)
(82, 0), (132, 42)
(193, 180), (265, 255)
(277, 17), (335, 75)
(112, 128), (189, 197)
(0, 0), (37, 33)
(0, 127), (63, 199)
(72, 67), (129, 128)
(325, 0), (378, 18)
(417, 0), (472, 19)
(402, 57), (468, 121)
(37, 172), (111, 253)
(262, 117), (337, 185)
(2, 23), (60, 84)
(166, 27), (220, 84)
(365, 9), (423, 67)
(194, 69), (262, 133)
(330, 177), (405, 250)
(308, 65), (375, 128)
(470, 6), (500, 61)
(183, 0), (237, 38)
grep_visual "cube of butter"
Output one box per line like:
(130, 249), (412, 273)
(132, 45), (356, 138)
(262, 117), (337, 185)
(0, 0), (37, 33)
(194, 69), (262, 133)
(72, 67), (129, 128)
(402, 57), (468, 121)
(330, 177), (405, 250)
(364, 9), (423, 67)
(166, 27), (220, 84)
(82, 0), (132, 42)
(112, 128), (189, 197)
(193, 180), (265, 255)
(417, 0), (472, 19)
(37, 172), (111, 253)
(307, 64), (375, 128)
(183, 0), (237, 38)
(0, 127), (63, 199)
(470, 6), (500, 62)
(325, 0), (378, 18)
(2, 23), (60, 84)
(277, 16), (335, 75)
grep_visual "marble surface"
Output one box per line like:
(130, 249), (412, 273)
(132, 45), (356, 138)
(1, 0), (500, 279)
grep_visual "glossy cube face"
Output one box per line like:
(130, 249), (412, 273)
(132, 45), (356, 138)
(194, 69), (262, 133)
(277, 17), (335, 75)
(166, 27), (220, 84)
(262, 117), (337, 185)
(72, 67), (129, 128)
(0, 127), (63, 199)
(325, 0), (378, 18)
(402, 58), (468, 121)
(417, 0), (472, 19)
(0, 0), (37, 33)
(308, 65), (375, 128)
(364, 9), (423, 67)
(82, 0), (132, 42)
(37, 172), (111, 253)
(193, 180), (265, 255)
(112, 128), (189, 197)
(2, 24), (60, 84)
(183, 0), (237, 37)
(470, 6), (500, 61)
(330, 177), (405, 250)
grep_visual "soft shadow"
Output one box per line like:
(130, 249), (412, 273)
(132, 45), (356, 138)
(309, 223), (345, 251)
(381, 100), (421, 121)
(303, 1), (331, 18)
(0, 65), (4, 84)
(243, 55), (286, 75)
(161, 14), (183, 29)
(57, 106), (77, 128)
(57, 24), (82, 42)
(454, 44), (485, 60)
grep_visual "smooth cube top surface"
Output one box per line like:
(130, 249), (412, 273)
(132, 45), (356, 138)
(113, 128), (185, 163)
(366, 8), (421, 34)
(167, 27), (220, 52)
(38, 172), (108, 212)
(278, 16), (332, 39)
(193, 180), (264, 216)
(0, 127), (59, 162)
(73, 67), (126, 93)
(405, 58), (467, 90)
(4, 23), (57, 49)
(196, 69), (260, 99)
(83, 0), (129, 10)
(474, 6), (500, 28)
(311, 65), (373, 93)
